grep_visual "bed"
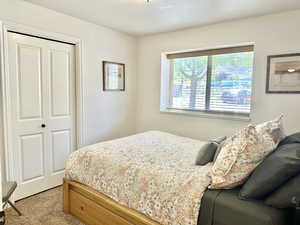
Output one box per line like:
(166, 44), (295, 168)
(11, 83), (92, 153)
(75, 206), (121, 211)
(63, 180), (292, 225)
(63, 131), (292, 225)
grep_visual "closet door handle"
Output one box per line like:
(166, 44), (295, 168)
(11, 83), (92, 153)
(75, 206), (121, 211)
(41, 124), (46, 128)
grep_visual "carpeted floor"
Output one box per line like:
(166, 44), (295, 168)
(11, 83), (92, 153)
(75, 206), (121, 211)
(5, 186), (85, 225)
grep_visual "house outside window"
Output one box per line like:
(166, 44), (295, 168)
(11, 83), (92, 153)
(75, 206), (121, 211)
(161, 45), (254, 117)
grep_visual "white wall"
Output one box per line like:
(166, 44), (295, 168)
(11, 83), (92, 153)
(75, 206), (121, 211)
(0, 0), (137, 186)
(0, 0), (138, 144)
(0, 101), (2, 210)
(136, 10), (300, 141)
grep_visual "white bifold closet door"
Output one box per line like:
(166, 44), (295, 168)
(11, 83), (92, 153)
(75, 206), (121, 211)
(7, 32), (76, 200)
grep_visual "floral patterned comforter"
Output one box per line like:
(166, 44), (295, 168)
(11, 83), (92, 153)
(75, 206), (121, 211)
(65, 131), (212, 225)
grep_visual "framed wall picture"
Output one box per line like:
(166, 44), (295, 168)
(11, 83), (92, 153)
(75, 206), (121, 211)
(266, 53), (300, 93)
(103, 61), (125, 91)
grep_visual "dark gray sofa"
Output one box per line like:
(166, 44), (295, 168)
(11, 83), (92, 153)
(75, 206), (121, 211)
(198, 188), (292, 225)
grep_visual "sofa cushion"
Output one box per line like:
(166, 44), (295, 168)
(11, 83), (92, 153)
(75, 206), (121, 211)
(265, 174), (300, 208)
(239, 143), (300, 199)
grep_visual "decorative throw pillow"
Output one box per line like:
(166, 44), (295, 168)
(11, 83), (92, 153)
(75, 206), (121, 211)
(210, 125), (268, 189)
(211, 136), (227, 162)
(195, 136), (227, 166)
(265, 174), (300, 208)
(255, 115), (285, 147)
(210, 117), (284, 190)
(213, 140), (226, 162)
(239, 143), (300, 199)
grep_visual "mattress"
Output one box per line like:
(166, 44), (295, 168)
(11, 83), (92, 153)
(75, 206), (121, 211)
(66, 131), (213, 225)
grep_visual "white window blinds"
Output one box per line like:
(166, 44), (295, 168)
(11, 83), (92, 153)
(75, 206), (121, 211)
(167, 46), (254, 115)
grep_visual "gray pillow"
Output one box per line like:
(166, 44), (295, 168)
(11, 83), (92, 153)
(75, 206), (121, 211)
(213, 137), (227, 162)
(265, 174), (300, 208)
(195, 136), (227, 165)
(195, 142), (218, 165)
(239, 143), (300, 200)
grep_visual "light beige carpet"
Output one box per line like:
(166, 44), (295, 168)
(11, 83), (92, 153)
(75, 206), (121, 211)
(5, 186), (84, 225)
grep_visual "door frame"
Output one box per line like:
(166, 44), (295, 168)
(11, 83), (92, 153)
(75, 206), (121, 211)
(0, 21), (86, 184)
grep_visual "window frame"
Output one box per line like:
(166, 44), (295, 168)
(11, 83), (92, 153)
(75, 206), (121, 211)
(160, 44), (255, 120)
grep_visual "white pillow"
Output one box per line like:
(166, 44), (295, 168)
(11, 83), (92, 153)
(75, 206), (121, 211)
(255, 115), (285, 147)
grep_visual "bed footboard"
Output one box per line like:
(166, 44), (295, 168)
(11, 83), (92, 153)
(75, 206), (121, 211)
(63, 179), (161, 225)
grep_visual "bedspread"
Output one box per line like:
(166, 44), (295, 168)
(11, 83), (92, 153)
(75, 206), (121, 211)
(65, 131), (212, 225)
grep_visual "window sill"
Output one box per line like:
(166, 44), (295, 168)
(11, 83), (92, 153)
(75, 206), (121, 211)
(160, 108), (251, 122)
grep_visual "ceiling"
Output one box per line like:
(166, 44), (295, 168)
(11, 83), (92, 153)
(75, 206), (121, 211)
(23, 0), (300, 36)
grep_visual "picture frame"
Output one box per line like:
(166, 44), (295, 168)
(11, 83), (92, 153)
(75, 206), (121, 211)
(103, 61), (125, 91)
(266, 53), (300, 94)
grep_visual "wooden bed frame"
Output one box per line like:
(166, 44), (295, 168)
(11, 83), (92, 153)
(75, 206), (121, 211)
(63, 179), (161, 225)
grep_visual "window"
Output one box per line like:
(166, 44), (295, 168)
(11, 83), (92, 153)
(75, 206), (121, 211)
(164, 45), (254, 116)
